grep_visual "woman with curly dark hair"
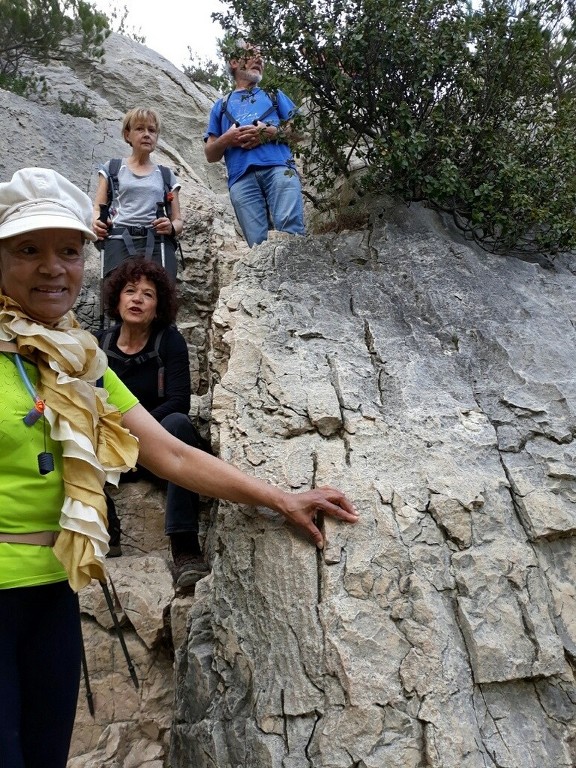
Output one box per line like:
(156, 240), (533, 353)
(97, 257), (209, 587)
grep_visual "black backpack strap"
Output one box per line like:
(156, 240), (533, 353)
(99, 327), (133, 368)
(220, 92), (238, 127)
(220, 89), (279, 128)
(95, 326), (118, 388)
(158, 165), (173, 218)
(100, 326), (116, 354)
(258, 90), (279, 123)
(99, 326), (166, 398)
(107, 158), (122, 208)
(152, 327), (165, 398)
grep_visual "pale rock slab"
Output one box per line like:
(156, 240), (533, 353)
(173, 229), (576, 767)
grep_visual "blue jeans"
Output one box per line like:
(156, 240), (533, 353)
(0, 581), (81, 768)
(229, 165), (305, 247)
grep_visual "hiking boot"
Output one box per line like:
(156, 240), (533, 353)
(172, 552), (210, 589)
(107, 541), (122, 558)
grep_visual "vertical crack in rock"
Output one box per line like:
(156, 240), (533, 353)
(305, 709), (321, 767)
(311, 449), (326, 605)
(326, 353), (352, 465)
(280, 688), (289, 750)
(470, 385), (536, 544)
(362, 318), (392, 410)
(507, 566), (541, 665)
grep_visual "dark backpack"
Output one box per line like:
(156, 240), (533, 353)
(220, 89), (279, 128)
(99, 326), (166, 398)
(106, 158), (174, 218)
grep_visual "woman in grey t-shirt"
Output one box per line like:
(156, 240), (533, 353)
(92, 107), (182, 280)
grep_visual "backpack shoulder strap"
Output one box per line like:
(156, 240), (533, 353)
(219, 89), (280, 127)
(158, 166), (173, 218)
(107, 158), (122, 207)
(257, 89), (279, 124)
(219, 92), (238, 127)
(100, 326), (167, 399)
(99, 325), (117, 354)
(131, 327), (166, 398)
(153, 326), (165, 356)
(152, 326), (165, 398)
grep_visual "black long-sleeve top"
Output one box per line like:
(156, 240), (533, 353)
(96, 324), (191, 422)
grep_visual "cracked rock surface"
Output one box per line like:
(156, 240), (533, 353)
(173, 229), (576, 768)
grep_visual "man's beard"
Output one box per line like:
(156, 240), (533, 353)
(244, 69), (263, 85)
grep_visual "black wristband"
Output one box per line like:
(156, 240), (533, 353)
(170, 224), (177, 238)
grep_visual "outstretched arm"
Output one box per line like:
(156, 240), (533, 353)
(122, 404), (358, 547)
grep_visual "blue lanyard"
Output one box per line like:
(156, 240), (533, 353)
(4, 352), (54, 474)
(13, 353), (45, 425)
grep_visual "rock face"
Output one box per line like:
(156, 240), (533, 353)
(170, 226), (576, 768)
(1, 29), (576, 768)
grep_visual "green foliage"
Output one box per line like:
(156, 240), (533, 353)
(0, 0), (110, 96)
(58, 94), (96, 118)
(183, 47), (229, 92)
(214, 0), (576, 255)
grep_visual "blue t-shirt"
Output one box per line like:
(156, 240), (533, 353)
(204, 88), (298, 188)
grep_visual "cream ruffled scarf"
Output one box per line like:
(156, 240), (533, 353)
(0, 294), (139, 591)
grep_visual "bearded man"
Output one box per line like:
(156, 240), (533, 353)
(204, 40), (305, 247)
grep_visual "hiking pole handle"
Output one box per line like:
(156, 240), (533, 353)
(98, 203), (109, 224)
(155, 202), (166, 269)
(97, 204), (110, 331)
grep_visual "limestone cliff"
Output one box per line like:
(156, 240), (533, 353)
(1, 31), (576, 768)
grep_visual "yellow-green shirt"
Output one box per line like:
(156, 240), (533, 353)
(0, 354), (138, 589)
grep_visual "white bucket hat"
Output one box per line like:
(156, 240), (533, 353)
(0, 167), (97, 242)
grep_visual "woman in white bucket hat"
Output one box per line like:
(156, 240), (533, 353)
(0, 167), (358, 767)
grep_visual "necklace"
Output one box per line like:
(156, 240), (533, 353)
(12, 353), (54, 475)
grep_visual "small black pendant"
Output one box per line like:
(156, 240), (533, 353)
(38, 451), (54, 475)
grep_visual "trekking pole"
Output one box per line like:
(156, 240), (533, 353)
(80, 630), (95, 716)
(100, 577), (139, 689)
(98, 203), (110, 330)
(155, 201), (166, 269)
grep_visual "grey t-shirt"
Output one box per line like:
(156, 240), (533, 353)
(99, 160), (180, 227)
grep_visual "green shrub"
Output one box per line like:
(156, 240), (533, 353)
(58, 95), (96, 118)
(0, 0), (110, 98)
(214, 0), (576, 256)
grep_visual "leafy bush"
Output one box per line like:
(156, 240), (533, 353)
(0, 0), (110, 97)
(214, 0), (576, 255)
(58, 95), (96, 118)
(183, 47), (229, 92)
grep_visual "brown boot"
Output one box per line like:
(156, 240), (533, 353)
(170, 533), (210, 589)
